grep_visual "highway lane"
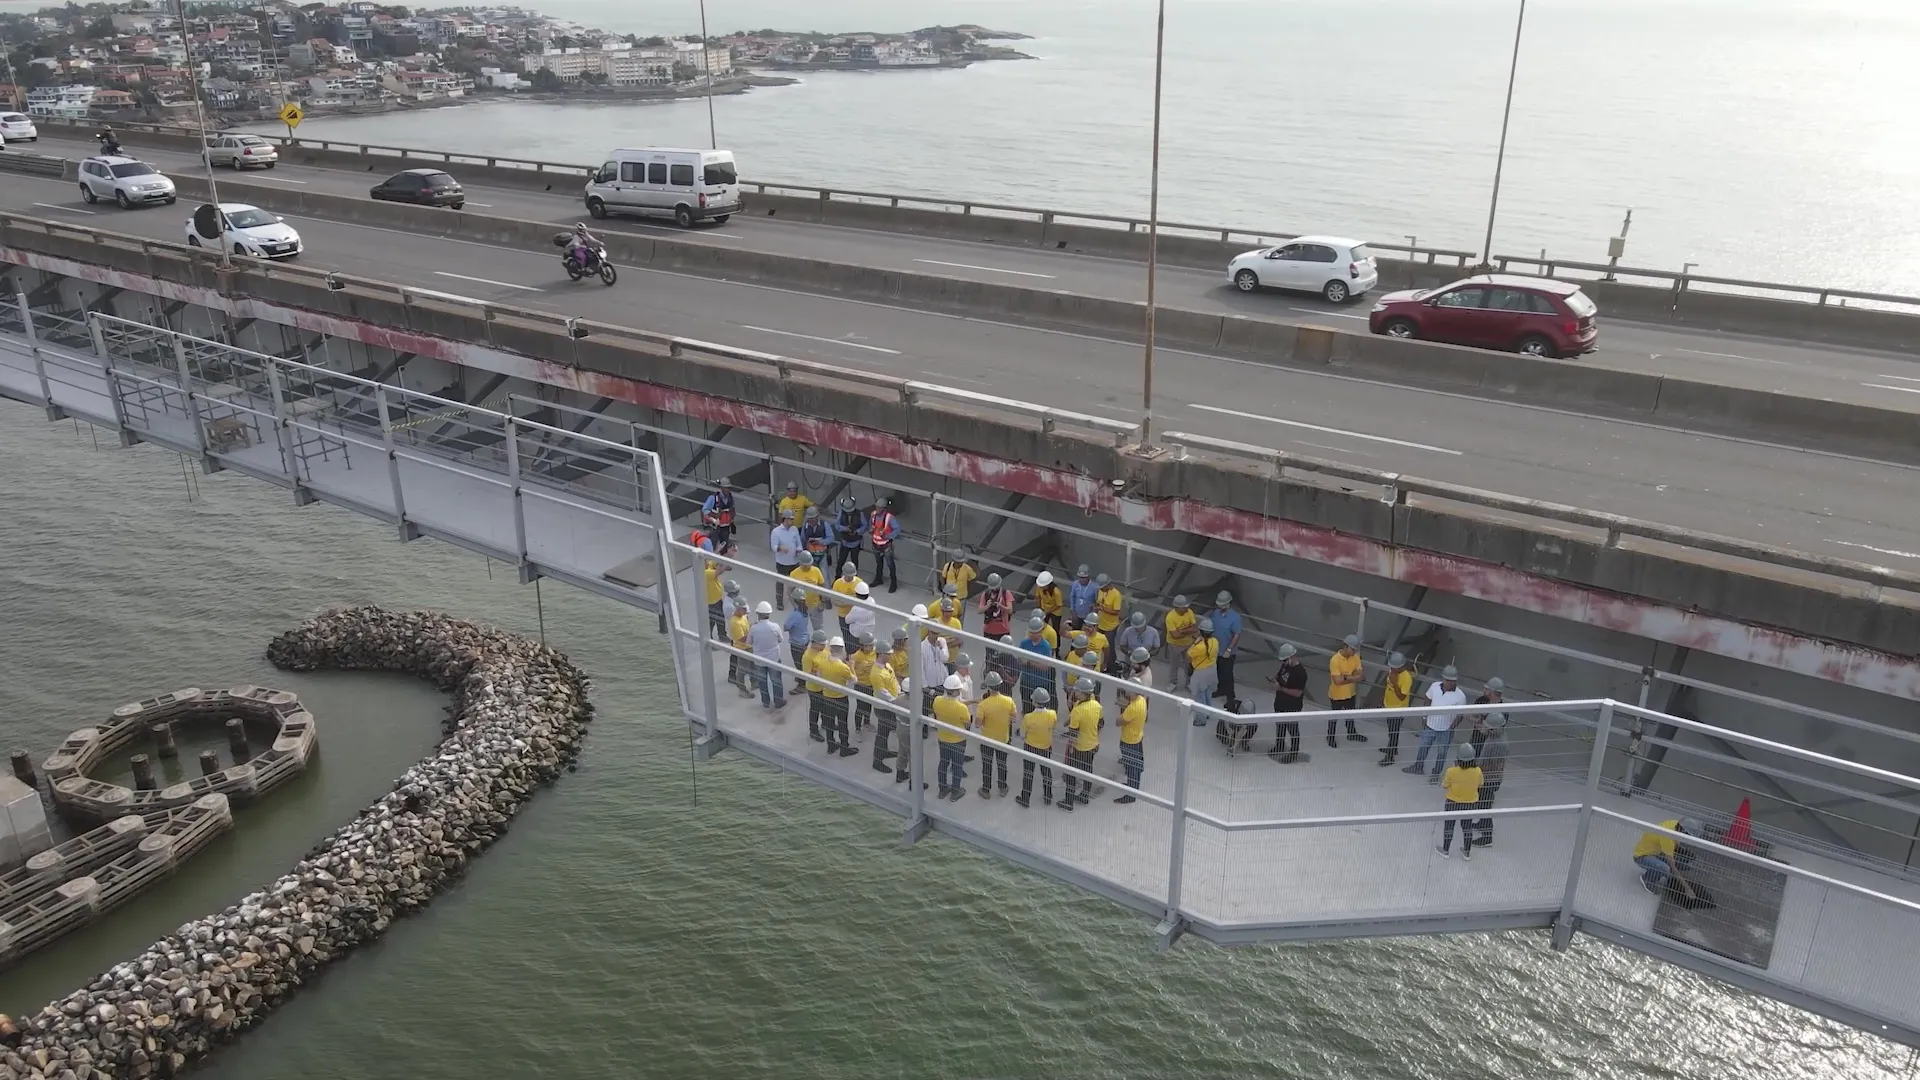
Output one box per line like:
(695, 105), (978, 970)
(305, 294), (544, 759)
(4, 172), (1916, 571)
(31, 133), (1920, 414)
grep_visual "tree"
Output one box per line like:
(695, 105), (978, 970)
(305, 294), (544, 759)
(670, 61), (698, 84)
(85, 15), (114, 39)
(528, 67), (559, 91)
(639, 36), (664, 46)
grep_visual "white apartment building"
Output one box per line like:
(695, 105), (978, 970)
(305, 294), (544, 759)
(25, 85), (96, 118)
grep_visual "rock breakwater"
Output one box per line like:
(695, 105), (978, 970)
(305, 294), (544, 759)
(0, 608), (593, 1080)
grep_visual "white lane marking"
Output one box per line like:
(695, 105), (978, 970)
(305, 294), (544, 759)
(913, 258), (1055, 279)
(1828, 539), (1920, 561)
(742, 325), (900, 354)
(464, 202), (493, 208)
(32, 202), (94, 214)
(1873, 374), (1920, 384)
(1293, 309), (1368, 320)
(1293, 440), (1378, 459)
(1672, 347), (1791, 367)
(1865, 383), (1920, 395)
(434, 271), (542, 292)
(1188, 403), (1462, 455)
(254, 175), (308, 184)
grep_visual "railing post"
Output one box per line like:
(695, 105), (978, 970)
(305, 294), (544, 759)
(1553, 700), (1616, 950)
(1354, 597), (1369, 644)
(504, 413), (534, 583)
(1123, 540), (1136, 598)
(904, 614), (930, 844)
(1157, 700), (1195, 950)
(262, 359), (299, 489)
(87, 316), (137, 446)
(170, 334), (209, 467)
(17, 291), (63, 420)
(374, 385), (415, 541)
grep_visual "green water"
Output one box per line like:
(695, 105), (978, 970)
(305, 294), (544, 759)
(0, 401), (1907, 1079)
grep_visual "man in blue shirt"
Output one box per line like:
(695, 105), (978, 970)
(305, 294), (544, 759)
(700, 478), (737, 549)
(1067, 564), (1098, 625)
(1017, 616), (1056, 711)
(1211, 591), (1244, 712)
(769, 510), (804, 610)
(782, 591), (812, 693)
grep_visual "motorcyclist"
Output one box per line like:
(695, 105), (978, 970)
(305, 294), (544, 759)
(96, 125), (122, 156)
(568, 223), (601, 270)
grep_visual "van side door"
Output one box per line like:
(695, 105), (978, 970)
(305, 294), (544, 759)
(614, 158), (644, 210)
(642, 158), (670, 214)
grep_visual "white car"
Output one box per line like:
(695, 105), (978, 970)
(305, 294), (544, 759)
(202, 133), (278, 169)
(0, 112), (37, 142)
(1226, 235), (1380, 304)
(78, 156), (177, 208)
(184, 203), (303, 259)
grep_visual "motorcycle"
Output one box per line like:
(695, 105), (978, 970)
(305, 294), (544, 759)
(96, 132), (124, 156)
(553, 233), (616, 285)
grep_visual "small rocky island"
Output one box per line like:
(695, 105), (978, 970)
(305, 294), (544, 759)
(744, 25), (1035, 70)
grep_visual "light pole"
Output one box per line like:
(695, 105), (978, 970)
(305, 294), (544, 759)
(1478, 0), (1527, 270)
(696, 0), (717, 148)
(174, 0), (231, 268)
(1139, 0), (1167, 448)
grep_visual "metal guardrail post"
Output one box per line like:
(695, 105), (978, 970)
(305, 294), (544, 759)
(17, 291), (62, 421)
(373, 385), (415, 540)
(1354, 597), (1369, 644)
(504, 412), (533, 583)
(1158, 700), (1196, 949)
(904, 614), (930, 845)
(262, 359), (298, 491)
(86, 316), (135, 446)
(170, 334), (208, 465)
(1553, 700), (1616, 950)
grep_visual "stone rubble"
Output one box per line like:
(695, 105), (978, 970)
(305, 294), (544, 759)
(0, 607), (593, 1080)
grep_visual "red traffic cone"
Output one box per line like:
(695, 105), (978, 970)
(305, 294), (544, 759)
(1724, 797), (1755, 851)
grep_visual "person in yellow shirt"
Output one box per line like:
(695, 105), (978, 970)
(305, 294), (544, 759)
(1026, 610), (1059, 654)
(1016, 687), (1057, 808)
(1114, 686), (1147, 804)
(1634, 816), (1704, 896)
(1083, 625), (1110, 673)
(936, 587), (965, 639)
(932, 674), (972, 800)
(1377, 651), (1416, 767)
(817, 637), (856, 757)
(1064, 632), (1092, 672)
(975, 671), (1017, 798)
(940, 550), (977, 603)
(1163, 595), (1198, 691)
(849, 632), (879, 735)
(801, 637), (832, 743)
(1326, 633), (1367, 748)
(1060, 678), (1102, 811)
(774, 481), (813, 524)
(869, 641), (910, 780)
(1186, 619), (1220, 720)
(727, 598), (752, 695)
(1033, 570), (1065, 641)
(1093, 573), (1124, 667)
(830, 563), (865, 640)
(888, 627), (912, 683)
(788, 560), (827, 633)
(1436, 744), (1484, 860)
(703, 561), (727, 645)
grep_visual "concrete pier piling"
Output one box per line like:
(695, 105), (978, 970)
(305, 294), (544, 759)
(225, 717), (249, 764)
(9, 749), (32, 787)
(198, 749), (222, 777)
(149, 721), (178, 759)
(129, 754), (156, 792)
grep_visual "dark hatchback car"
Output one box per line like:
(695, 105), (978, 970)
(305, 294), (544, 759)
(1368, 274), (1599, 358)
(369, 168), (465, 209)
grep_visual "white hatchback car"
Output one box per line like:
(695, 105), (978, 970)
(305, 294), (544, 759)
(183, 203), (303, 259)
(78, 156), (177, 208)
(0, 112), (36, 141)
(1226, 236), (1379, 304)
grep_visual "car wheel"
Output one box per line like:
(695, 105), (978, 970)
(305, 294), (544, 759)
(674, 205), (695, 228)
(450, 202), (464, 211)
(187, 235), (201, 247)
(115, 190), (132, 209)
(1516, 335), (1558, 359)
(1322, 280), (1350, 304)
(1382, 318), (1418, 340)
(586, 197), (607, 220)
(1233, 269), (1260, 293)
(80, 184), (97, 204)
(713, 214), (730, 224)
(165, 196), (176, 205)
(264, 162), (276, 170)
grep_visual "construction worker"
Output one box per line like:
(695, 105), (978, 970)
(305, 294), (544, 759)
(801, 632), (831, 742)
(782, 588), (813, 695)
(933, 673), (972, 800)
(1064, 632), (1094, 672)
(1186, 617), (1220, 723)
(1326, 633), (1368, 747)
(870, 640), (908, 780)
(1116, 611), (1160, 676)
(1436, 743), (1484, 860)
(1127, 646), (1154, 689)
(1017, 617), (1054, 710)
(888, 627), (912, 687)
(800, 505), (832, 570)
(1067, 565), (1098, 626)
(1016, 687), (1057, 808)
(846, 581), (877, 648)
(727, 597), (752, 696)
(1265, 643), (1306, 760)
(1093, 573), (1124, 668)
(775, 480), (812, 523)
(1377, 652), (1416, 767)
(788, 557), (827, 634)
(746, 601), (789, 710)
(977, 572), (1016, 640)
(1061, 677), (1102, 812)
(1033, 570), (1066, 641)
(817, 637), (855, 757)
(976, 671), (1016, 798)
(1469, 697), (1510, 848)
(1114, 684), (1147, 803)
(914, 604), (950, 717)
(1026, 609), (1059, 654)
(770, 509), (804, 611)
(849, 631), (879, 735)
(831, 562), (866, 642)
(869, 496), (900, 593)
(1212, 592), (1243, 713)
(1164, 595), (1198, 691)
(703, 558), (725, 641)
(952, 651), (977, 703)
(1082, 621), (1110, 675)
(988, 633), (1022, 691)
(940, 548), (977, 602)
(936, 583), (965, 633)
(832, 497), (866, 577)
(700, 477), (737, 550)
(689, 527), (716, 554)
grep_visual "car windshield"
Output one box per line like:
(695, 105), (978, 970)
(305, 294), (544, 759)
(226, 209), (277, 228)
(703, 161), (737, 186)
(1565, 290), (1597, 318)
(1, 113), (26, 123)
(1349, 244), (1374, 262)
(109, 163), (157, 178)
(421, 172), (456, 187)
(237, 136), (269, 146)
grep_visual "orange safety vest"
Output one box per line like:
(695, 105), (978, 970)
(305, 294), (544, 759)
(870, 510), (896, 548)
(689, 529), (712, 551)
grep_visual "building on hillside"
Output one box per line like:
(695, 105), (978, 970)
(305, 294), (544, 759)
(25, 84), (97, 118)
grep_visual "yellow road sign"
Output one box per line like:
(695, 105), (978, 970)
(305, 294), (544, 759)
(278, 102), (304, 128)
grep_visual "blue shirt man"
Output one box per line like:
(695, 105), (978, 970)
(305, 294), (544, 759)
(1018, 632), (1055, 690)
(782, 605), (811, 650)
(1068, 568), (1098, 622)
(1211, 604), (1243, 658)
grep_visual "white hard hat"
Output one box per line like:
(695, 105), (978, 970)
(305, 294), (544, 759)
(943, 674), (963, 691)
(911, 604), (929, 618)
(855, 582), (870, 597)
(756, 601), (773, 615)
(1036, 571), (1054, 586)
(828, 636), (845, 648)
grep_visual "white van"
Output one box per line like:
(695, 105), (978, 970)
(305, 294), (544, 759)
(584, 148), (743, 228)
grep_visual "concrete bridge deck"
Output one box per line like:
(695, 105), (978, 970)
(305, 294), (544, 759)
(5, 310), (1920, 1049)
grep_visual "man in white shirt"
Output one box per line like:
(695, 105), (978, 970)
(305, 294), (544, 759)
(846, 581), (877, 644)
(745, 601), (789, 711)
(1406, 664), (1468, 782)
(770, 510), (804, 610)
(914, 604), (951, 719)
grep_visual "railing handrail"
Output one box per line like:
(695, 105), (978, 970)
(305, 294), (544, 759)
(1489, 253), (1920, 308)
(2, 208), (1911, 599)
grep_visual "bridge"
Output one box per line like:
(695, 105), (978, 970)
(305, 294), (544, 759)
(2, 226), (1920, 1049)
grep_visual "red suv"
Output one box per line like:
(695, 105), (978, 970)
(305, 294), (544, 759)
(1368, 274), (1599, 358)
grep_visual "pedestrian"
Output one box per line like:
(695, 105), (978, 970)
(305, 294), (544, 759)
(703, 558), (726, 641)
(1436, 743), (1484, 860)
(1265, 643), (1306, 761)
(935, 585), (965, 645)
(1081, 620), (1111, 676)
(1061, 676), (1102, 811)
(1116, 611), (1161, 680)
(700, 477), (737, 550)
(940, 549), (977, 603)
(1163, 595), (1198, 691)
(933, 673), (972, 800)
(1114, 683), (1147, 804)
(1470, 706), (1510, 848)
(800, 635), (831, 742)
(727, 597), (752, 696)
(915, 606), (950, 717)
(1211, 592), (1244, 712)
(770, 510), (804, 610)
(849, 631), (879, 735)
(869, 641), (908, 780)
(978, 572), (1016, 640)
(816, 637), (856, 757)
(1093, 573), (1124, 669)
(1033, 570), (1066, 641)
(832, 496), (866, 577)
(788, 560), (827, 634)
(1469, 677), (1509, 752)
(1633, 817), (1705, 896)
(775, 480), (812, 524)
(831, 562), (866, 642)
(888, 627), (912, 691)
(1067, 565), (1098, 628)
(746, 601), (789, 710)
(1127, 646), (1154, 690)
(846, 581), (877, 647)
(716, 576), (742, 643)
(1016, 687), (1058, 808)
(868, 496), (901, 592)
(1186, 617), (1220, 725)
(976, 671), (1016, 798)
(989, 633), (1021, 690)
(1027, 609), (1059, 655)
(1064, 632), (1094, 672)
(1376, 652), (1416, 768)
(1406, 665), (1468, 780)
(782, 590), (812, 694)
(1326, 634), (1368, 747)
(1017, 616), (1054, 710)
(800, 505), (832, 571)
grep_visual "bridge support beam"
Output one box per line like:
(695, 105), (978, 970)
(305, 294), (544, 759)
(17, 292), (65, 421)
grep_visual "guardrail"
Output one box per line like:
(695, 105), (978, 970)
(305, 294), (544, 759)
(1, 205), (1911, 601)
(1491, 253), (1920, 313)
(0, 151), (66, 177)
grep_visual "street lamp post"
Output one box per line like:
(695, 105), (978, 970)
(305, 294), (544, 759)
(174, 0), (231, 269)
(696, 0), (717, 148)
(1478, 0), (1527, 270)
(1139, 0), (1167, 448)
